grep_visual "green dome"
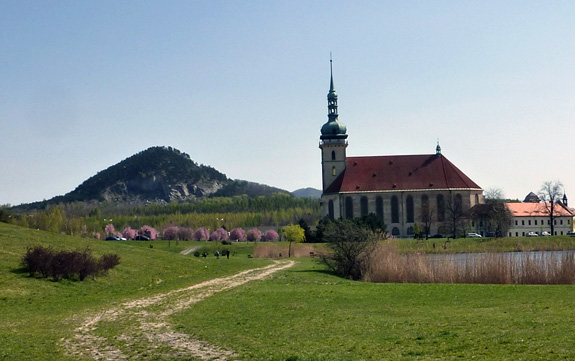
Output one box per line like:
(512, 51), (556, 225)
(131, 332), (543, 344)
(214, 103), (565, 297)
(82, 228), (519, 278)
(327, 90), (337, 99)
(321, 119), (347, 136)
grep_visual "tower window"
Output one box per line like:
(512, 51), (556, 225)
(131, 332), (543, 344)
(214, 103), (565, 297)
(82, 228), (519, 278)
(332, 167), (336, 176)
(331, 151), (336, 160)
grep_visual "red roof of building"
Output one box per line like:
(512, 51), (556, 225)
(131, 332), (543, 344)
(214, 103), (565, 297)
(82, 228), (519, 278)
(506, 202), (574, 217)
(325, 154), (481, 194)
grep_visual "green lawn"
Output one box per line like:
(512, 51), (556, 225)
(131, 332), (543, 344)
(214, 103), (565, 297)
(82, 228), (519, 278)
(3, 222), (575, 360)
(175, 259), (575, 360)
(0, 223), (269, 360)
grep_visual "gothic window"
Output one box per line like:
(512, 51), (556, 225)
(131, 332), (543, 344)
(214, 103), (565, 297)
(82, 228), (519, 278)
(332, 167), (336, 176)
(360, 196), (368, 216)
(407, 226), (414, 236)
(406, 195), (414, 223)
(328, 200), (335, 219)
(455, 194), (463, 213)
(421, 194), (430, 220)
(437, 194), (445, 222)
(475, 194), (479, 205)
(345, 197), (354, 220)
(392, 227), (400, 236)
(376, 196), (384, 220)
(331, 151), (336, 160)
(391, 196), (399, 223)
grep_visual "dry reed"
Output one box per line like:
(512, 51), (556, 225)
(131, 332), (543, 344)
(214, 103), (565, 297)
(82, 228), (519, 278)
(366, 242), (575, 284)
(253, 243), (318, 258)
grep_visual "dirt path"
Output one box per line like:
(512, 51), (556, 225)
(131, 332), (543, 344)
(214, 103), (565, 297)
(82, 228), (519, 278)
(62, 260), (295, 360)
(180, 246), (200, 255)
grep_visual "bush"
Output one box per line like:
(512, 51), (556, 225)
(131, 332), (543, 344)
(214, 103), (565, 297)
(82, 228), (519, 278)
(22, 246), (120, 281)
(321, 219), (379, 280)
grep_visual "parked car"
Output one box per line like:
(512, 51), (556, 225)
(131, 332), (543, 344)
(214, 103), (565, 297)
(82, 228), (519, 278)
(567, 231), (575, 236)
(540, 231), (551, 237)
(527, 232), (538, 237)
(429, 234), (444, 239)
(134, 235), (151, 241)
(105, 236), (121, 241)
(466, 233), (482, 238)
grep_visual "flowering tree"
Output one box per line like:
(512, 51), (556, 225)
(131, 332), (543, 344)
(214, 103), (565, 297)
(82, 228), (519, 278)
(140, 225), (159, 240)
(210, 228), (228, 241)
(178, 227), (194, 241)
(229, 228), (246, 242)
(193, 227), (210, 241)
(263, 229), (279, 242)
(163, 226), (179, 240)
(105, 224), (116, 236)
(247, 228), (262, 242)
(123, 227), (138, 240)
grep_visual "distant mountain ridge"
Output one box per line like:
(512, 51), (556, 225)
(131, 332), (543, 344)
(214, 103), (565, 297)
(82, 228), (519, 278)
(292, 187), (322, 199)
(14, 146), (291, 210)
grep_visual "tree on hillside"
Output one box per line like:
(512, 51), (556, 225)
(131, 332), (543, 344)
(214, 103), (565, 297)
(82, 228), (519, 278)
(281, 224), (305, 257)
(210, 228), (228, 241)
(538, 180), (564, 235)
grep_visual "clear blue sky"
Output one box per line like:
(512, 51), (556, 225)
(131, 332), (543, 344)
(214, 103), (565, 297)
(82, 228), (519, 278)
(1, 1), (574, 205)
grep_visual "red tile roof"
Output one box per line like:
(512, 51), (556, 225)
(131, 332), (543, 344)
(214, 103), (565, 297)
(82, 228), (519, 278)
(325, 154), (481, 194)
(506, 202), (574, 217)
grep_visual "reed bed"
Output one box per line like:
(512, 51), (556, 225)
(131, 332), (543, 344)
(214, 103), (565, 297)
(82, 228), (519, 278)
(367, 242), (575, 284)
(253, 243), (317, 258)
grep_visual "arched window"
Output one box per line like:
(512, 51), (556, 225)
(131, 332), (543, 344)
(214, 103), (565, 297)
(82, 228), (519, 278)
(392, 227), (400, 237)
(376, 196), (384, 220)
(474, 194), (479, 205)
(407, 226), (414, 236)
(360, 196), (368, 216)
(332, 166), (336, 176)
(455, 193), (463, 214)
(406, 195), (414, 223)
(345, 197), (354, 220)
(391, 196), (399, 223)
(331, 151), (336, 160)
(328, 199), (335, 219)
(421, 194), (429, 218)
(437, 194), (445, 222)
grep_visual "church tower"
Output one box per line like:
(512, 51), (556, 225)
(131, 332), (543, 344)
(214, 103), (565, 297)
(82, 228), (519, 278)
(319, 59), (348, 192)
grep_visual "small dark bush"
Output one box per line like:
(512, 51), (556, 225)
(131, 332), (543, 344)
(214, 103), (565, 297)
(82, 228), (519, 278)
(98, 253), (121, 274)
(221, 240), (231, 245)
(22, 246), (120, 281)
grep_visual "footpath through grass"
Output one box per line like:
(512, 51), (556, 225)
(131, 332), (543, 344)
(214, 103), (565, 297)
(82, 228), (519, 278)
(176, 258), (575, 361)
(4, 222), (575, 360)
(0, 223), (269, 361)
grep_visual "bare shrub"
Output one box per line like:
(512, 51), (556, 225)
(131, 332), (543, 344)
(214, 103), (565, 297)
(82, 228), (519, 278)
(22, 246), (120, 281)
(366, 243), (575, 284)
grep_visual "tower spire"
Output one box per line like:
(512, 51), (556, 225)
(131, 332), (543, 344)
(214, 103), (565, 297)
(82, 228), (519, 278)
(330, 52), (335, 93)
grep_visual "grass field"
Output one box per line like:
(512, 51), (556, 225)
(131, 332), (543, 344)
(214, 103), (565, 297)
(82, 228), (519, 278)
(3, 223), (575, 360)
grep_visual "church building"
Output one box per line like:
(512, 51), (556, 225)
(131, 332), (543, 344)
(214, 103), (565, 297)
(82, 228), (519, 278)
(319, 62), (484, 238)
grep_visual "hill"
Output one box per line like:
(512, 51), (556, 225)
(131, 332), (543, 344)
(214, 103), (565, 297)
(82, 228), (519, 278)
(13, 146), (290, 210)
(292, 187), (322, 199)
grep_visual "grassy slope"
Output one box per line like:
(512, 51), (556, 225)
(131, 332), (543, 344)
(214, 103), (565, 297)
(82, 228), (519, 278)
(0, 223), (269, 360)
(176, 259), (575, 361)
(3, 222), (575, 360)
